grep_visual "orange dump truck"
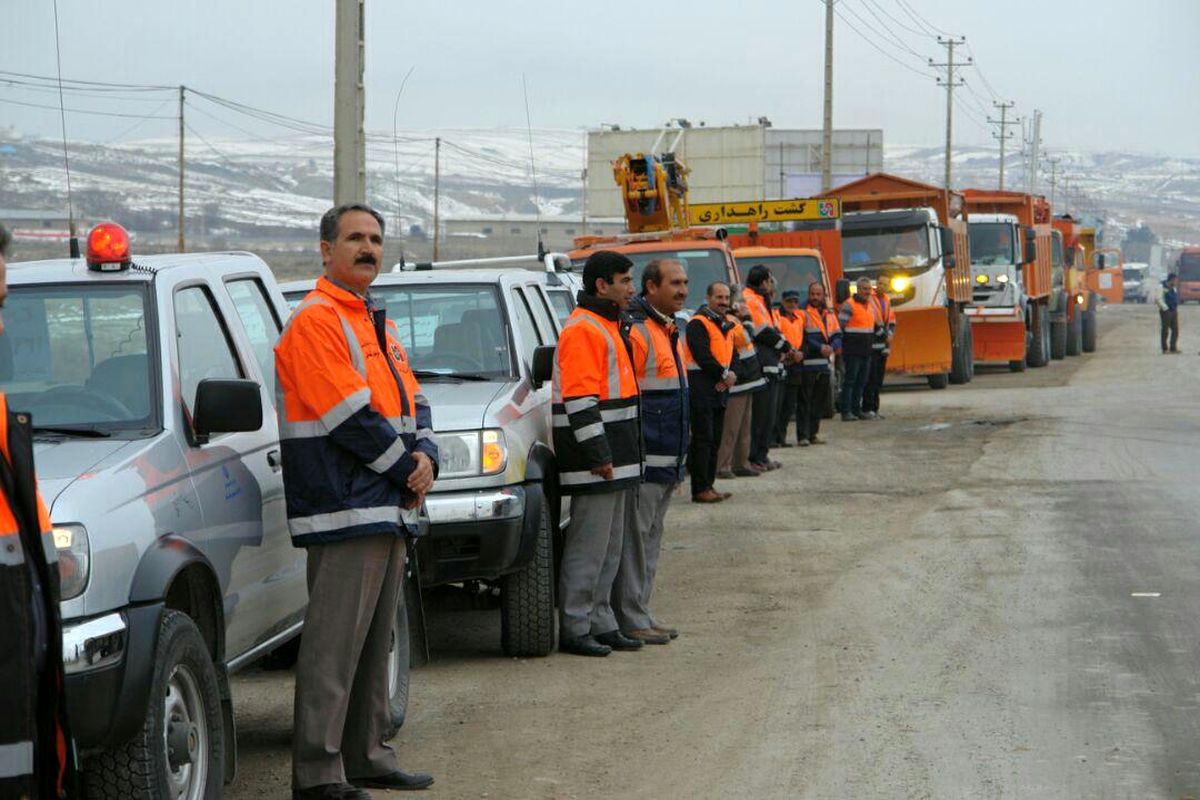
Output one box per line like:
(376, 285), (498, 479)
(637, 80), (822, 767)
(825, 173), (974, 388)
(724, 223), (843, 300)
(1178, 247), (1200, 304)
(1051, 215), (1115, 355)
(962, 189), (1054, 370)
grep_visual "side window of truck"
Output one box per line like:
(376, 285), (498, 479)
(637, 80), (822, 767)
(509, 287), (545, 357)
(174, 285), (245, 416)
(524, 285), (558, 342)
(226, 278), (282, 394)
(544, 287), (574, 324)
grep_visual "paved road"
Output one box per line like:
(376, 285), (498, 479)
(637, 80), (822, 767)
(228, 303), (1200, 799)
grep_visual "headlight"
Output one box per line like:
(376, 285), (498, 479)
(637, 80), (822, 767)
(975, 274), (989, 284)
(52, 524), (89, 600)
(1075, 294), (1085, 305)
(890, 276), (910, 292)
(996, 274), (1010, 284)
(434, 429), (508, 478)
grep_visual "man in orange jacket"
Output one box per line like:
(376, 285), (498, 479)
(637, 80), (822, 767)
(278, 205), (438, 798)
(0, 223), (79, 800)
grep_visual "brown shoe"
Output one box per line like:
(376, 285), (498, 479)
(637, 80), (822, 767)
(651, 624), (679, 639)
(625, 628), (671, 645)
(719, 491), (733, 500)
(692, 489), (724, 503)
(746, 463), (767, 474)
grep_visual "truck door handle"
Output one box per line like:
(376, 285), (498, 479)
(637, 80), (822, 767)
(267, 449), (282, 470)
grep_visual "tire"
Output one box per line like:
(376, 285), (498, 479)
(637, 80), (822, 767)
(85, 610), (224, 800)
(500, 490), (556, 657)
(1028, 304), (1048, 368)
(927, 372), (949, 390)
(949, 331), (970, 385)
(1008, 358), (1027, 372)
(1050, 316), (1067, 360)
(1066, 306), (1083, 356)
(964, 323), (975, 382)
(387, 588), (412, 734)
(1082, 297), (1098, 352)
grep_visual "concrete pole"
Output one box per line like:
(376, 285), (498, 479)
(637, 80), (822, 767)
(821, 0), (833, 192)
(333, 0), (366, 204)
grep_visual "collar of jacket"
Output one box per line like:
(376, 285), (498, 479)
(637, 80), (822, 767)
(852, 292), (871, 306)
(805, 300), (829, 313)
(631, 295), (675, 328)
(575, 291), (623, 321)
(319, 275), (377, 312)
(749, 285), (772, 304)
(697, 304), (734, 332)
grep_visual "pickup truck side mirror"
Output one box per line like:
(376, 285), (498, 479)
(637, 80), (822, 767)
(835, 278), (851, 304)
(939, 226), (957, 269)
(531, 345), (555, 389)
(192, 378), (263, 443)
(1023, 227), (1038, 265)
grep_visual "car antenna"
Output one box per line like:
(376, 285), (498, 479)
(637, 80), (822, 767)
(391, 65), (416, 248)
(51, 0), (80, 258)
(522, 73), (545, 261)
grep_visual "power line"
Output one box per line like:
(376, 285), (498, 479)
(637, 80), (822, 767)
(0, 95), (176, 119)
(895, 0), (949, 37)
(832, 3), (936, 79)
(862, 0), (931, 38)
(841, 0), (929, 61)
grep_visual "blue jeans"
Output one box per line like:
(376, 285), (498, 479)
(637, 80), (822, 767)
(840, 354), (871, 416)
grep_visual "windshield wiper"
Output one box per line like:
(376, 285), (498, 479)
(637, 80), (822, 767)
(412, 370), (495, 382)
(33, 425), (112, 438)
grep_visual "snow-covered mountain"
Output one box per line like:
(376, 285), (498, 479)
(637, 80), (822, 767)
(1, 129), (1197, 247)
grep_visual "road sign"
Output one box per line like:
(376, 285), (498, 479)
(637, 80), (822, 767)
(688, 198), (841, 226)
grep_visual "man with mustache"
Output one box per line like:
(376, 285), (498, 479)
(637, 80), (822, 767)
(277, 204), (438, 798)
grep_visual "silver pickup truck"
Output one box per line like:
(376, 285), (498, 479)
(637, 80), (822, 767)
(3, 229), (395, 799)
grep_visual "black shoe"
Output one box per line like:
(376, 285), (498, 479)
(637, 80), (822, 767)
(732, 467), (761, 478)
(774, 440), (793, 448)
(595, 630), (644, 650)
(294, 783), (372, 800)
(559, 635), (611, 656)
(351, 771), (434, 791)
(841, 413), (857, 422)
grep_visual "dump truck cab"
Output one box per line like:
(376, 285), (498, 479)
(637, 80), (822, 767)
(1178, 248), (1200, 303)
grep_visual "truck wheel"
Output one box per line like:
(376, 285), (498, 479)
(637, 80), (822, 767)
(1028, 305), (1048, 368)
(500, 491), (556, 657)
(927, 372), (949, 390)
(1050, 315), (1067, 360)
(1066, 306), (1083, 356)
(386, 588), (412, 735)
(85, 610), (224, 800)
(949, 331), (970, 385)
(1082, 297), (1098, 352)
(1008, 357), (1027, 372)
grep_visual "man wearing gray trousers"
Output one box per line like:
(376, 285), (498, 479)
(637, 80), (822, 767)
(612, 260), (691, 644)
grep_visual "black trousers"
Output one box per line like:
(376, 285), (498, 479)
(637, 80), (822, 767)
(775, 381), (800, 444)
(863, 351), (888, 413)
(797, 370), (830, 441)
(750, 376), (781, 464)
(689, 400), (725, 496)
(1161, 309), (1179, 352)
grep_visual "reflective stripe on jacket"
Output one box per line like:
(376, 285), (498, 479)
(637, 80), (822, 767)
(802, 303), (842, 372)
(684, 305), (735, 408)
(628, 296), (688, 484)
(744, 288), (791, 374)
(871, 292), (896, 352)
(551, 295), (642, 495)
(0, 393), (77, 799)
(726, 315), (766, 395)
(275, 276), (439, 545)
(838, 295), (879, 357)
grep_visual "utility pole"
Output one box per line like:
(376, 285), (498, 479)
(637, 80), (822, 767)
(1026, 109), (1042, 195)
(177, 85), (185, 252)
(929, 36), (970, 190)
(820, 0), (834, 192)
(1047, 157), (1060, 209)
(432, 136), (440, 261)
(988, 100), (1017, 191)
(333, 0), (366, 204)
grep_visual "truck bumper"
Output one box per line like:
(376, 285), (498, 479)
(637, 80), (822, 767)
(63, 603), (162, 751)
(418, 486), (529, 585)
(966, 306), (1027, 363)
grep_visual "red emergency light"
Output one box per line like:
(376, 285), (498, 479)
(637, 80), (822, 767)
(85, 222), (132, 272)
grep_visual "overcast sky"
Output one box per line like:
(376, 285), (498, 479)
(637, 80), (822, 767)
(3, 0), (1198, 157)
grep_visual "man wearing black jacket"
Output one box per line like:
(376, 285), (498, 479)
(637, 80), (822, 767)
(743, 265), (792, 471)
(686, 282), (736, 503)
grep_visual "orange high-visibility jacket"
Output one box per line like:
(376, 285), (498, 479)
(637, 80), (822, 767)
(871, 291), (897, 352)
(551, 295), (641, 494)
(838, 295), (881, 357)
(275, 276), (439, 545)
(801, 303), (843, 371)
(627, 296), (689, 484)
(726, 314), (766, 396)
(0, 393), (78, 799)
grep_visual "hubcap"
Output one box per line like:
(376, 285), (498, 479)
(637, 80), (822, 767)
(163, 664), (209, 800)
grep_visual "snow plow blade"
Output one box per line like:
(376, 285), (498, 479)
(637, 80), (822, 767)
(888, 306), (952, 376)
(968, 315), (1027, 363)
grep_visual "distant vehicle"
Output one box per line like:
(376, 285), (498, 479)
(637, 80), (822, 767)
(5, 224), (324, 799)
(282, 262), (572, 720)
(1122, 262), (1150, 303)
(1177, 247), (1200, 303)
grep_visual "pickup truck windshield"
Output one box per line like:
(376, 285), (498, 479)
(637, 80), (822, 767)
(0, 284), (155, 431)
(969, 223), (1017, 266)
(841, 224), (931, 275)
(743, 255), (824, 297)
(372, 284), (514, 378)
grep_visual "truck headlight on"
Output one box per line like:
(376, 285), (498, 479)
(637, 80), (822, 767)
(975, 274), (989, 284)
(52, 524), (89, 600)
(435, 429), (508, 478)
(890, 275), (910, 293)
(996, 274), (1010, 284)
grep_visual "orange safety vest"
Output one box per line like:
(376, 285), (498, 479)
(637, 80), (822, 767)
(778, 311), (805, 349)
(684, 312), (734, 373)
(630, 317), (686, 391)
(552, 302), (641, 493)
